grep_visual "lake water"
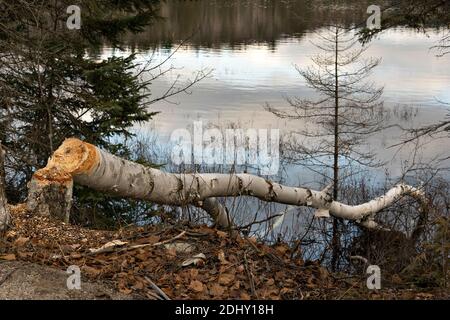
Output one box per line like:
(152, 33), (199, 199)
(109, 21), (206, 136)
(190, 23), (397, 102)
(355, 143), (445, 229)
(102, 0), (450, 185)
(99, 0), (450, 240)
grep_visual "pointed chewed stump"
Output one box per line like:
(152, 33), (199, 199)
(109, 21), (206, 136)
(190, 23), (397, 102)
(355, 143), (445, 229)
(27, 175), (73, 223)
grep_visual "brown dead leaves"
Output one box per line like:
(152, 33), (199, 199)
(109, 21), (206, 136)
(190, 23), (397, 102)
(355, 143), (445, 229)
(13, 237), (29, 247)
(218, 273), (235, 286)
(188, 280), (204, 293)
(209, 283), (225, 297)
(81, 265), (102, 278)
(1, 207), (338, 300)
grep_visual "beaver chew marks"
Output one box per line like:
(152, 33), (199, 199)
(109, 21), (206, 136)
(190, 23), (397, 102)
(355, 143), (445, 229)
(27, 138), (100, 223)
(33, 138), (99, 185)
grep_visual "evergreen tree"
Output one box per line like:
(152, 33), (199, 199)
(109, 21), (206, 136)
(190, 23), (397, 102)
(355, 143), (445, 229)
(0, 0), (202, 226)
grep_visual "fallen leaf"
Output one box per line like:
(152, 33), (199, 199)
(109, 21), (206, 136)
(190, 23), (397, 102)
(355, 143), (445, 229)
(280, 287), (294, 295)
(217, 250), (229, 265)
(274, 271), (284, 281)
(61, 244), (81, 253)
(182, 253), (206, 267)
(166, 247), (177, 259)
(135, 235), (160, 245)
(240, 292), (251, 300)
(70, 252), (82, 259)
(216, 230), (228, 238)
(262, 288), (279, 299)
(274, 245), (288, 255)
(306, 275), (315, 289)
(317, 267), (329, 280)
(218, 273), (235, 286)
(14, 237), (29, 247)
(231, 280), (241, 290)
(135, 252), (150, 261)
(5, 231), (16, 239)
(229, 289), (241, 299)
(132, 281), (145, 290)
(81, 265), (102, 277)
(209, 283), (225, 297)
(118, 278), (132, 294)
(188, 280), (204, 293)
(17, 251), (33, 259)
(391, 274), (403, 285)
(161, 287), (173, 297)
(119, 286), (132, 295)
(0, 254), (16, 261)
(189, 268), (199, 279)
(165, 242), (194, 253)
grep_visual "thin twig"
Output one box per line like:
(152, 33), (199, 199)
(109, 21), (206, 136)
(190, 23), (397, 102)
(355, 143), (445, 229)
(144, 276), (171, 300)
(126, 231), (187, 251)
(243, 251), (257, 299)
(237, 213), (284, 231)
(0, 267), (17, 286)
(174, 228), (209, 237)
(337, 280), (359, 300)
(88, 231), (187, 256)
(146, 290), (164, 300)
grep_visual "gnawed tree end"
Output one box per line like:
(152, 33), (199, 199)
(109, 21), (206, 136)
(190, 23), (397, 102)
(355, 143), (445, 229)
(26, 139), (98, 223)
(26, 138), (429, 236)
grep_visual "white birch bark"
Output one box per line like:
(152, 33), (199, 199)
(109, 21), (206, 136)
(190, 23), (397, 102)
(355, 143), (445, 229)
(27, 138), (428, 229)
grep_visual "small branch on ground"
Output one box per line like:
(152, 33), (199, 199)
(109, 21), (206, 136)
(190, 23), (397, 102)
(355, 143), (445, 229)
(144, 276), (171, 300)
(243, 251), (258, 299)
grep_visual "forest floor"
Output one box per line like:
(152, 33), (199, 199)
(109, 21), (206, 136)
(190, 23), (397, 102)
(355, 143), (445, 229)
(0, 204), (448, 300)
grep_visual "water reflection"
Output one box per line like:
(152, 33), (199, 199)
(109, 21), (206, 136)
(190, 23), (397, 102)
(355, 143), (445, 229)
(102, 1), (450, 182)
(132, 29), (450, 138)
(124, 0), (373, 49)
(100, 0), (450, 237)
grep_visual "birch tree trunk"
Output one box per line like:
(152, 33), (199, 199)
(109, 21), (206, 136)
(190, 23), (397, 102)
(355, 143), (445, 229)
(27, 138), (428, 230)
(0, 142), (10, 232)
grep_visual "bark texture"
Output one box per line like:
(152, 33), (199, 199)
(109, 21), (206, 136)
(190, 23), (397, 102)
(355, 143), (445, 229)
(0, 143), (10, 232)
(27, 138), (428, 229)
(27, 179), (73, 223)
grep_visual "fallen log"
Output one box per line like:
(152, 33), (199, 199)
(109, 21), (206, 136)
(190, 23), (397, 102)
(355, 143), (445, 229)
(27, 138), (428, 230)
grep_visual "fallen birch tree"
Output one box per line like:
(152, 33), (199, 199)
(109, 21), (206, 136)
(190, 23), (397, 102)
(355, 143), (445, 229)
(27, 138), (428, 231)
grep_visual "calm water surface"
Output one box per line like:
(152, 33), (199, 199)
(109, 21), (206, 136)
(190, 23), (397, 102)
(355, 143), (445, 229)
(102, 0), (450, 185)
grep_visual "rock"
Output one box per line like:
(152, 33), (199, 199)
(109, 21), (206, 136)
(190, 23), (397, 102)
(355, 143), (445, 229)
(0, 261), (134, 300)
